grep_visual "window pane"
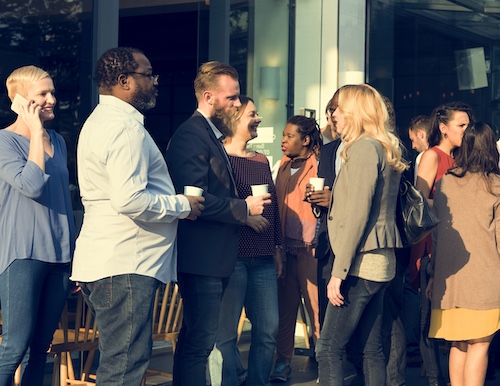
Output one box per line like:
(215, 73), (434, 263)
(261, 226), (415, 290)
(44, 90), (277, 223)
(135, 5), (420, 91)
(0, 0), (93, 187)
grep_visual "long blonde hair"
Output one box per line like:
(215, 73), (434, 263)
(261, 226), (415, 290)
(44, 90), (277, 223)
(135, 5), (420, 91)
(6, 65), (50, 101)
(337, 84), (406, 172)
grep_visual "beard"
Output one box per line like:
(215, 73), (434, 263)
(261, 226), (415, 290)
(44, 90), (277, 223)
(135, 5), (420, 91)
(211, 103), (237, 138)
(130, 83), (157, 113)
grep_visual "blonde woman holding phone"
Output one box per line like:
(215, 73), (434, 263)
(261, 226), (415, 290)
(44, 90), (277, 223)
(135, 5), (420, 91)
(0, 65), (75, 386)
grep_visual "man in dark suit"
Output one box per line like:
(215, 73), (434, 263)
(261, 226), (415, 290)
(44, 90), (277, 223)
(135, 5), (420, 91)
(166, 61), (271, 386)
(306, 93), (341, 327)
(308, 137), (341, 325)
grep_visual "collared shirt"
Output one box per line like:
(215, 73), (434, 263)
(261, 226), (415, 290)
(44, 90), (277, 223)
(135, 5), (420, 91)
(335, 141), (345, 176)
(71, 95), (191, 283)
(197, 108), (224, 140)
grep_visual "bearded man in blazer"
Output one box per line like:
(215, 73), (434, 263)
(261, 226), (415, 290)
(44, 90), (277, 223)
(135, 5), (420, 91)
(166, 61), (271, 386)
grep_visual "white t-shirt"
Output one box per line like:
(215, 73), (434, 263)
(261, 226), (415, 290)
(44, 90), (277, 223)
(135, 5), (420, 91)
(497, 140), (500, 167)
(414, 151), (424, 185)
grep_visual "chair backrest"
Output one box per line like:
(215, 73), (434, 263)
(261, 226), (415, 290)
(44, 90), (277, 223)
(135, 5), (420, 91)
(48, 291), (99, 385)
(49, 291), (98, 353)
(151, 282), (183, 351)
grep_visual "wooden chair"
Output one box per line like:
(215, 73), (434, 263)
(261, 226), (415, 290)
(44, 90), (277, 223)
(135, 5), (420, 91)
(142, 282), (183, 385)
(296, 296), (311, 350)
(13, 366), (21, 386)
(48, 291), (99, 386)
(237, 308), (248, 343)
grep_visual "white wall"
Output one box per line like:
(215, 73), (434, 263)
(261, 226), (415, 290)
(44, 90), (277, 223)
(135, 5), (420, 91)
(295, 0), (339, 129)
(250, 0), (365, 163)
(294, 0), (366, 130)
(338, 0), (366, 86)
(250, 0), (290, 166)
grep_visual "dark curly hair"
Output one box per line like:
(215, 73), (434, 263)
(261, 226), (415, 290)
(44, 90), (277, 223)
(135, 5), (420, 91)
(287, 115), (322, 156)
(428, 101), (474, 147)
(94, 47), (144, 91)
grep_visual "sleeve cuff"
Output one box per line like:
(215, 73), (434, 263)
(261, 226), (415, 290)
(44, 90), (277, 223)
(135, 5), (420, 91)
(177, 195), (192, 219)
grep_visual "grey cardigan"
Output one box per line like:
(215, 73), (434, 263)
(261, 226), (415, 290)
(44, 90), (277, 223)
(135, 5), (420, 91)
(327, 136), (403, 280)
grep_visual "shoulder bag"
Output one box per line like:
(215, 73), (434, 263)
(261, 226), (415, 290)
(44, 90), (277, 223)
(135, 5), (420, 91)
(396, 175), (440, 248)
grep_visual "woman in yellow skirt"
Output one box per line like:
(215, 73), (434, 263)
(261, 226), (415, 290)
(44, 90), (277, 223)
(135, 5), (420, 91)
(427, 121), (500, 386)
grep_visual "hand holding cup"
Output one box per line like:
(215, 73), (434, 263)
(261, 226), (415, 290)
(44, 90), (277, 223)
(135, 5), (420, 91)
(183, 186), (204, 221)
(246, 185), (271, 215)
(305, 178), (331, 208)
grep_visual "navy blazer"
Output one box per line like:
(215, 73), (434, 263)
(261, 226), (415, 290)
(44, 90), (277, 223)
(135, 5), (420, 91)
(166, 111), (247, 278)
(314, 139), (341, 261)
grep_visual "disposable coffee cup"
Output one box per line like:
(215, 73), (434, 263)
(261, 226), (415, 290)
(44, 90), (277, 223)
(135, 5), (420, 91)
(183, 186), (204, 196)
(251, 184), (269, 196)
(309, 177), (325, 191)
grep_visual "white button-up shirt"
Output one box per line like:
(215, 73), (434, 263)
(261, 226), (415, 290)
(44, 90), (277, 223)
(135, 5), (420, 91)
(71, 95), (190, 283)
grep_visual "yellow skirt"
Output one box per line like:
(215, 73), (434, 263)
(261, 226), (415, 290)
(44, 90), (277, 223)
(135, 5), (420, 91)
(429, 308), (500, 341)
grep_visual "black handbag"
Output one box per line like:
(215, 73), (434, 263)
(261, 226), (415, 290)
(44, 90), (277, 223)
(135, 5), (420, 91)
(396, 175), (440, 248)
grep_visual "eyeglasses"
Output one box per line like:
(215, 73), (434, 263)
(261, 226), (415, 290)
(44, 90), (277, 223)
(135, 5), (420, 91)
(124, 72), (159, 83)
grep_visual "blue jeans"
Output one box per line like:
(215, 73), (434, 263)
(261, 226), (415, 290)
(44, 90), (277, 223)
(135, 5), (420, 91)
(419, 256), (446, 385)
(173, 273), (229, 386)
(208, 257), (279, 386)
(315, 275), (388, 386)
(0, 259), (70, 386)
(79, 274), (159, 386)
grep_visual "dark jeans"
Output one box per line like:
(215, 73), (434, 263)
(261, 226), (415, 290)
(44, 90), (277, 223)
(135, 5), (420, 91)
(173, 273), (229, 386)
(419, 256), (446, 385)
(317, 254), (332, 328)
(401, 267), (421, 358)
(0, 260), (70, 386)
(80, 274), (159, 386)
(316, 276), (388, 386)
(383, 258), (407, 386)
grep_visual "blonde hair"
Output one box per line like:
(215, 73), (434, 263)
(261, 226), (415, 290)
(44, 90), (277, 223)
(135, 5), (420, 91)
(337, 84), (407, 172)
(6, 65), (50, 102)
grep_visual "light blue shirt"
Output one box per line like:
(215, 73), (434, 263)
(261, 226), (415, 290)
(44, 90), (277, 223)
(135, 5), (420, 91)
(72, 95), (191, 283)
(0, 129), (75, 274)
(335, 141), (345, 176)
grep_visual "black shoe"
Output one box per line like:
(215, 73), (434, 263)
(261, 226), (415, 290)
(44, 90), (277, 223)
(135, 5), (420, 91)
(269, 362), (291, 382)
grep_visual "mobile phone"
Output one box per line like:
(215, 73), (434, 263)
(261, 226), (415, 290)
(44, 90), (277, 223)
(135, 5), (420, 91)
(11, 93), (28, 115)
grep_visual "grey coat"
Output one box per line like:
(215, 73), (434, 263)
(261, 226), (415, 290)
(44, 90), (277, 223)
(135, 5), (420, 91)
(327, 136), (403, 280)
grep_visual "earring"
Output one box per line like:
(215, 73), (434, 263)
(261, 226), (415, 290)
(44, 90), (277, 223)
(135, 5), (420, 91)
(443, 132), (448, 139)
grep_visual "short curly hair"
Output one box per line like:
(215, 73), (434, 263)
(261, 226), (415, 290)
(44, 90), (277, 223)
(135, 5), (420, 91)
(94, 47), (144, 91)
(287, 115), (322, 155)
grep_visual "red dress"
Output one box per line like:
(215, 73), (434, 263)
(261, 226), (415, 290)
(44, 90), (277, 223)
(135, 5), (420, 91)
(409, 147), (454, 288)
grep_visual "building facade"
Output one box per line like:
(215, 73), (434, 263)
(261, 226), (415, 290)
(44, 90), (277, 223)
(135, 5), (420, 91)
(0, 0), (498, 174)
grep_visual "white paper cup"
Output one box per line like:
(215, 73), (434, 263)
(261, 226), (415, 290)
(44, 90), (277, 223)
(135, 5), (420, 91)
(183, 186), (204, 196)
(309, 177), (325, 191)
(251, 184), (269, 196)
